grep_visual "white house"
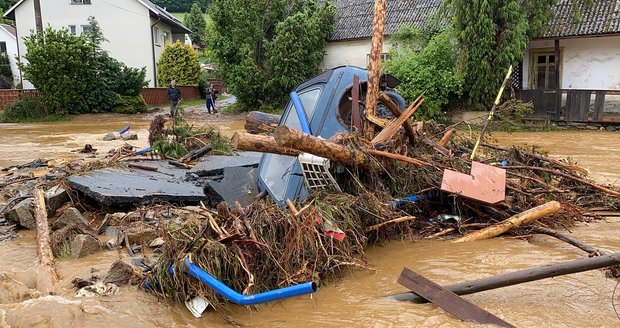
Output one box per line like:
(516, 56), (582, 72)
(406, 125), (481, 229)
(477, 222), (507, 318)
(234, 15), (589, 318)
(323, 0), (620, 123)
(0, 24), (20, 85)
(4, 0), (191, 88)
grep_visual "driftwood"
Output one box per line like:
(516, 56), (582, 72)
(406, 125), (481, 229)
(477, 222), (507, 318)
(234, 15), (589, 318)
(128, 163), (159, 172)
(365, 216), (416, 232)
(504, 166), (620, 198)
(168, 160), (193, 169)
(372, 97), (424, 145)
(454, 201), (561, 242)
(391, 251), (620, 303)
(378, 92), (416, 144)
(526, 226), (602, 255)
(274, 125), (375, 169)
(438, 129), (455, 147)
(366, 149), (430, 167)
(422, 138), (451, 156)
(364, 0), (387, 138)
(180, 144), (212, 163)
(232, 132), (301, 156)
(481, 143), (589, 175)
(244, 111), (280, 134)
(34, 188), (58, 295)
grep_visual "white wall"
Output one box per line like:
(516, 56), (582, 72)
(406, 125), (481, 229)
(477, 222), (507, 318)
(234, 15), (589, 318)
(523, 35), (620, 90)
(0, 27), (20, 84)
(321, 38), (393, 70)
(13, 0), (170, 87)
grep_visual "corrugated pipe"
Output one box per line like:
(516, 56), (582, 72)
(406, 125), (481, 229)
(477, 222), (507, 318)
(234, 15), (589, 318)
(170, 258), (317, 306)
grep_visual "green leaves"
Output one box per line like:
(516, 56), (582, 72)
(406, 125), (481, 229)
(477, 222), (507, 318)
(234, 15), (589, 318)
(157, 40), (201, 87)
(184, 2), (207, 46)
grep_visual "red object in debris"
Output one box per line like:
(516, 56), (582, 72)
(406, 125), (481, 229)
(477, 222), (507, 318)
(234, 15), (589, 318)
(440, 162), (506, 204)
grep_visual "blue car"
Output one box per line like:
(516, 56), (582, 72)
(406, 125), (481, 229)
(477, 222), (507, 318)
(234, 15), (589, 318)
(257, 66), (405, 205)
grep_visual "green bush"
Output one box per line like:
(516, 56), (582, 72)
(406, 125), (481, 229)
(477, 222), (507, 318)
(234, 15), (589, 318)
(0, 95), (62, 122)
(112, 95), (148, 114)
(157, 40), (201, 87)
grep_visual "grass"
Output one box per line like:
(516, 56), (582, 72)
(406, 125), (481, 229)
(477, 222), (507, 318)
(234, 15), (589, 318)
(222, 103), (283, 115)
(170, 12), (209, 22)
(0, 112), (72, 123)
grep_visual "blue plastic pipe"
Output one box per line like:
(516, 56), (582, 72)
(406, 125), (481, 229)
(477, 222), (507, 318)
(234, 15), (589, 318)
(290, 91), (311, 134)
(119, 125), (131, 135)
(170, 258), (317, 306)
(135, 146), (151, 155)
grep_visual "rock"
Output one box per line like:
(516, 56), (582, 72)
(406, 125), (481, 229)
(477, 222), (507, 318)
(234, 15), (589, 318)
(103, 133), (116, 141)
(188, 152), (262, 178)
(103, 260), (135, 286)
(72, 277), (93, 289)
(45, 186), (70, 216)
(106, 239), (117, 250)
(6, 198), (35, 230)
(103, 226), (121, 238)
(203, 166), (259, 207)
(51, 207), (91, 232)
(585, 125), (599, 130)
(71, 234), (102, 258)
(125, 228), (158, 246)
(121, 132), (138, 141)
(145, 210), (156, 221)
(75, 281), (119, 297)
(149, 237), (165, 247)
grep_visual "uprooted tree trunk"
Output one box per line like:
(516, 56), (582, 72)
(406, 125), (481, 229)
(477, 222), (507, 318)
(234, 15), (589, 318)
(34, 188), (58, 295)
(454, 201), (561, 243)
(244, 111), (281, 134)
(232, 132), (300, 156)
(273, 125), (376, 169)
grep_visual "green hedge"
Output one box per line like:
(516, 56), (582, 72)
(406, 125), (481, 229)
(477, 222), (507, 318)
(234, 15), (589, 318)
(0, 95), (62, 122)
(112, 95), (148, 114)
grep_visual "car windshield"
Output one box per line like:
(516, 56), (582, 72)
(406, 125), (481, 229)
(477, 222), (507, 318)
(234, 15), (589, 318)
(259, 88), (322, 202)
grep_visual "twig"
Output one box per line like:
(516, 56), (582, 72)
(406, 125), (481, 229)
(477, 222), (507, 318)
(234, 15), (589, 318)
(365, 216), (416, 232)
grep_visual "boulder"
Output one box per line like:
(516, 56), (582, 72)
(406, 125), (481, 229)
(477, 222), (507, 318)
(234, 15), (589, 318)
(6, 198), (35, 230)
(121, 132), (138, 141)
(45, 186), (70, 216)
(103, 133), (116, 141)
(103, 260), (135, 286)
(51, 207), (91, 232)
(71, 234), (102, 258)
(125, 228), (158, 246)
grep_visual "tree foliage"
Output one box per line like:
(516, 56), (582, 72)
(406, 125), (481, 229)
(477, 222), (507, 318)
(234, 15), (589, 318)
(206, 0), (335, 109)
(157, 40), (201, 87)
(446, 0), (557, 108)
(184, 2), (207, 45)
(18, 17), (147, 114)
(151, 0), (211, 12)
(385, 29), (463, 121)
(0, 52), (12, 85)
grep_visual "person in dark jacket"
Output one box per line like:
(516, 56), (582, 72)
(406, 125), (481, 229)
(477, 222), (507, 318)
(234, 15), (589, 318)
(206, 84), (218, 114)
(167, 80), (182, 116)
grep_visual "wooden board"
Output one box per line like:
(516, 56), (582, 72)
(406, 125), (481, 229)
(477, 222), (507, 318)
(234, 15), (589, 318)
(397, 267), (515, 328)
(441, 162), (506, 204)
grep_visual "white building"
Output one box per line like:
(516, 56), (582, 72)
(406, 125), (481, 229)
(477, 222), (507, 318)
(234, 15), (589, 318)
(323, 0), (620, 123)
(0, 24), (20, 85)
(4, 0), (191, 88)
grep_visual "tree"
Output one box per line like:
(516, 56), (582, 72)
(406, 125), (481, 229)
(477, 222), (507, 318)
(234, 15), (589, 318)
(206, 0), (335, 109)
(19, 17), (147, 114)
(184, 2), (206, 46)
(157, 40), (201, 87)
(151, 0), (211, 12)
(0, 52), (12, 81)
(446, 0), (557, 108)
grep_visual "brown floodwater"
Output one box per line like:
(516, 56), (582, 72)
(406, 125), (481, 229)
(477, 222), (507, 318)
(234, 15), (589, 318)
(1, 118), (619, 327)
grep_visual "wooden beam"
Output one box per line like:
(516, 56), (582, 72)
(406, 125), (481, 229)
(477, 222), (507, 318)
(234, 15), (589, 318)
(34, 188), (58, 295)
(378, 92), (416, 144)
(371, 97), (424, 145)
(364, 0), (387, 139)
(397, 268), (515, 327)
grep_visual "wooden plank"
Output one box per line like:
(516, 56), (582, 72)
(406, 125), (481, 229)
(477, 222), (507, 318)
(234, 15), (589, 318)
(593, 91), (606, 122)
(578, 91), (591, 122)
(554, 39), (561, 121)
(397, 268), (515, 327)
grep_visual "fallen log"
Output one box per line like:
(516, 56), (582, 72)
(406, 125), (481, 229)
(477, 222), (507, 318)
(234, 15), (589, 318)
(273, 125), (375, 169)
(526, 225), (602, 255)
(364, 0), (388, 139)
(389, 251), (620, 303)
(34, 188), (58, 295)
(378, 92), (416, 144)
(232, 132), (300, 156)
(453, 201), (561, 243)
(180, 144), (212, 163)
(371, 97), (424, 145)
(244, 111), (280, 134)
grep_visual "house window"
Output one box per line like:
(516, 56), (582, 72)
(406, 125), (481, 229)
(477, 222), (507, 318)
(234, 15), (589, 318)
(69, 25), (77, 35)
(153, 27), (160, 45)
(0, 42), (6, 54)
(163, 31), (170, 45)
(71, 0), (92, 4)
(531, 52), (559, 90)
(366, 53), (390, 67)
(81, 25), (92, 35)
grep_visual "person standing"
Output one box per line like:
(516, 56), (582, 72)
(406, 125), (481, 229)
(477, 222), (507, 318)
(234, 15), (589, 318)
(167, 80), (182, 117)
(206, 84), (218, 114)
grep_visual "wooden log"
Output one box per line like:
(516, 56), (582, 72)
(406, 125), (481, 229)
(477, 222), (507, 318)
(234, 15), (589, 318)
(364, 0), (387, 139)
(232, 132), (301, 156)
(378, 92), (416, 144)
(244, 111), (281, 134)
(371, 97), (424, 145)
(438, 129), (455, 147)
(453, 201), (561, 243)
(390, 251), (620, 303)
(366, 149), (430, 167)
(273, 125), (374, 169)
(128, 163), (159, 172)
(365, 216), (416, 232)
(504, 165), (620, 198)
(526, 226), (602, 255)
(180, 144), (212, 163)
(34, 188), (58, 295)
(422, 137), (450, 156)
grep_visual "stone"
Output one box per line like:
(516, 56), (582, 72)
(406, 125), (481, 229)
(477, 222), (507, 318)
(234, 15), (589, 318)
(51, 207), (91, 232)
(125, 228), (158, 246)
(71, 234), (102, 258)
(188, 152), (263, 178)
(103, 133), (116, 141)
(103, 260), (135, 286)
(203, 166), (258, 207)
(106, 239), (117, 250)
(121, 132), (138, 141)
(45, 186), (70, 216)
(149, 237), (165, 247)
(585, 125), (599, 130)
(6, 198), (35, 230)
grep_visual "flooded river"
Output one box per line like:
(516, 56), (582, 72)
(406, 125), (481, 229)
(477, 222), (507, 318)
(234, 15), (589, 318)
(1, 117), (619, 327)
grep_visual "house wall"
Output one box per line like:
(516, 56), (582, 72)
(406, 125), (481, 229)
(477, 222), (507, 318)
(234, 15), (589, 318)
(0, 28), (20, 84)
(151, 18), (172, 86)
(523, 35), (620, 90)
(321, 38), (393, 70)
(13, 0), (170, 88)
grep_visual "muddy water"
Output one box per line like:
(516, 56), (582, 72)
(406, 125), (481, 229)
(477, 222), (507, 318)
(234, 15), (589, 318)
(1, 121), (620, 327)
